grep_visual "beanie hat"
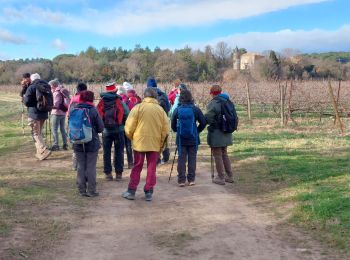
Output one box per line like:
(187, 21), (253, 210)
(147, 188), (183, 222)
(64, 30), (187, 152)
(30, 73), (40, 81)
(105, 82), (117, 92)
(147, 77), (157, 88)
(123, 82), (133, 91)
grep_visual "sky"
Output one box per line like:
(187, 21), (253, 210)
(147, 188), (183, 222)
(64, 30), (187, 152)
(0, 0), (349, 60)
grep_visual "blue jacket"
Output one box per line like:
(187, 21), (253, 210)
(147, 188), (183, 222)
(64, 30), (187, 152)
(171, 103), (207, 147)
(23, 79), (50, 120)
(72, 103), (104, 153)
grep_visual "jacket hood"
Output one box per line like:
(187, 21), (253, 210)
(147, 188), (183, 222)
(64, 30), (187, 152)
(218, 93), (230, 100)
(143, 97), (158, 104)
(100, 92), (120, 101)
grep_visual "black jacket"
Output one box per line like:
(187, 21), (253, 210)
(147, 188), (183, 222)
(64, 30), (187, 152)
(72, 104), (104, 153)
(23, 79), (50, 120)
(171, 103), (207, 146)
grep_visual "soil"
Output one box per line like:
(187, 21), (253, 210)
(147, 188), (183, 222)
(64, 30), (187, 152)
(35, 150), (336, 260)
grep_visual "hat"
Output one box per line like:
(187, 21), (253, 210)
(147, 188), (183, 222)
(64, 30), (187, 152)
(209, 84), (222, 96)
(105, 82), (117, 92)
(30, 73), (40, 81)
(123, 82), (133, 91)
(146, 77), (157, 88)
(117, 85), (127, 95)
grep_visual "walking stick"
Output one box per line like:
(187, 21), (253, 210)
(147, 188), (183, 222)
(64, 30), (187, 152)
(211, 148), (214, 180)
(48, 114), (52, 147)
(21, 103), (25, 137)
(168, 147), (178, 182)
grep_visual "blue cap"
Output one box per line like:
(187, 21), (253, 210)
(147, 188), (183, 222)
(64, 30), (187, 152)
(147, 78), (157, 88)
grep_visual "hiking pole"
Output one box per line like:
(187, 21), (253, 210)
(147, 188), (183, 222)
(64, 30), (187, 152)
(48, 114), (52, 147)
(211, 148), (214, 180)
(21, 103), (25, 137)
(168, 147), (178, 182)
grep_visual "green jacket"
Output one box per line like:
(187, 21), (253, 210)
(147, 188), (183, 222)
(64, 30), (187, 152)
(98, 92), (129, 134)
(205, 94), (233, 147)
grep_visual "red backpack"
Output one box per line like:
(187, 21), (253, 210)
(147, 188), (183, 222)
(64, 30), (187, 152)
(97, 97), (124, 129)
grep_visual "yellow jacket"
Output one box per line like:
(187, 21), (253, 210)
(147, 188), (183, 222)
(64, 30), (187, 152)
(125, 97), (169, 152)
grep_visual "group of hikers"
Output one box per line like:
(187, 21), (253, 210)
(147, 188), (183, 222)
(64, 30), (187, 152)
(20, 72), (238, 201)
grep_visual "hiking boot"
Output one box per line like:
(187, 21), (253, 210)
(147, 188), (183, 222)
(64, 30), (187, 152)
(122, 190), (135, 200)
(178, 182), (186, 187)
(128, 162), (134, 169)
(105, 174), (113, 181)
(50, 145), (60, 151)
(145, 191), (153, 201)
(37, 149), (51, 160)
(225, 176), (235, 183)
(115, 174), (122, 181)
(62, 144), (68, 151)
(86, 191), (99, 197)
(212, 176), (225, 185)
(188, 181), (195, 186)
(79, 191), (89, 197)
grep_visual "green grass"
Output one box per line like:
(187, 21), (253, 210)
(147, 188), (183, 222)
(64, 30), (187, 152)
(232, 116), (350, 253)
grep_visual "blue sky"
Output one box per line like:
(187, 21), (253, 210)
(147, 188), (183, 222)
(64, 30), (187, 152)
(0, 0), (349, 60)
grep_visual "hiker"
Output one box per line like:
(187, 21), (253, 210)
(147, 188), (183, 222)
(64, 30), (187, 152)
(168, 79), (182, 105)
(122, 87), (169, 201)
(23, 73), (53, 160)
(97, 83), (129, 181)
(171, 89), (206, 186)
(117, 85), (129, 103)
(205, 84), (237, 185)
(169, 83), (188, 118)
(146, 77), (171, 164)
(49, 79), (70, 151)
(70, 90), (104, 197)
(68, 82), (91, 170)
(20, 73), (31, 102)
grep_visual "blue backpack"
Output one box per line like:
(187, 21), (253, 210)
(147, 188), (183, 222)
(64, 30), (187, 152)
(68, 107), (92, 144)
(177, 105), (198, 155)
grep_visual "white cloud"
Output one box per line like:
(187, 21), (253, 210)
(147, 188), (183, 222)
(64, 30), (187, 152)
(52, 38), (66, 51)
(0, 28), (26, 44)
(0, 52), (10, 60)
(0, 0), (328, 36)
(195, 25), (350, 53)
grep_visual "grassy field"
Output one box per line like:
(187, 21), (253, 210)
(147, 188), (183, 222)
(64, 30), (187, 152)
(0, 92), (349, 257)
(232, 105), (350, 253)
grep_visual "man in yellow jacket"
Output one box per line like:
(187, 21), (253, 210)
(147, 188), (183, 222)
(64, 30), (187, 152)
(122, 88), (169, 201)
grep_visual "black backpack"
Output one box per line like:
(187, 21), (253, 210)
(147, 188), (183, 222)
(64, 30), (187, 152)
(219, 99), (238, 133)
(36, 81), (53, 112)
(102, 98), (120, 129)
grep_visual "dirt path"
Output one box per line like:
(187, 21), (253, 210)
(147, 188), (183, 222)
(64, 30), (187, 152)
(38, 153), (332, 260)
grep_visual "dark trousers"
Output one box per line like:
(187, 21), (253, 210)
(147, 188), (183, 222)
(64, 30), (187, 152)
(128, 151), (159, 192)
(124, 133), (133, 164)
(76, 151), (98, 193)
(103, 131), (125, 175)
(212, 147), (233, 179)
(177, 145), (197, 183)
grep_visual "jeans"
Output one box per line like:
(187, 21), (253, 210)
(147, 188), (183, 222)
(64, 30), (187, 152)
(51, 114), (67, 147)
(128, 151), (159, 192)
(177, 145), (197, 183)
(76, 151), (98, 193)
(211, 147), (233, 179)
(124, 133), (133, 164)
(103, 131), (125, 175)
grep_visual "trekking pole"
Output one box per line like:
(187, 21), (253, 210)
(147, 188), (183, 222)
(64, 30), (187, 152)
(168, 147), (178, 182)
(21, 103), (25, 137)
(211, 148), (214, 180)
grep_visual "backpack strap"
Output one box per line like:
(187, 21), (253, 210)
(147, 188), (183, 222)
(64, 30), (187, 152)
(97, 98), (105, 119)
(115, 98), (124, 125)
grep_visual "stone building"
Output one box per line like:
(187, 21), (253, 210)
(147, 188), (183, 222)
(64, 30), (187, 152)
(240, 52), (264, 70)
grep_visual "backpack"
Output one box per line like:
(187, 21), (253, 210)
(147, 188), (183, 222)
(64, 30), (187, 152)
(157, 91), (170, 114)
(98, 97), (124, 129)
(68, 108), (92, 144)
(58, 88), (71, 112)
(177, 105), (197, 139)
(36, 81), (53, 112)
(219, 99), (238, 133)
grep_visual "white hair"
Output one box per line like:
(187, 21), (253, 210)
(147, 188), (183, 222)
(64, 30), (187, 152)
(30, 73), (41, 81)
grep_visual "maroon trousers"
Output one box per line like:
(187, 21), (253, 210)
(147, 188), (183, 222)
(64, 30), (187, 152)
(128, 151), (159, 192)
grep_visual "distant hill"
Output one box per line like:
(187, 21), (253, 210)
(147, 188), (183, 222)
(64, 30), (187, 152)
(303, 52), (350, 63)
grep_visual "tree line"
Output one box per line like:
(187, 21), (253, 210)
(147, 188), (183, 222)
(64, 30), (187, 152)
(0, 42), (349, 85)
